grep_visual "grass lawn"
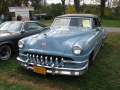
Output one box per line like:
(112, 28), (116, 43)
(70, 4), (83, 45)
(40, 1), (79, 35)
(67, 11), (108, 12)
(101, 20), (120, 28)
(39, 19), (120, 28)
(0, 33), (120, 90)
(39, 20), (53, 26)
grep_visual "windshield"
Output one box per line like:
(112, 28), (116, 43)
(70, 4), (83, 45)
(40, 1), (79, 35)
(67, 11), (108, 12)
(51, 17), (91, 29)
(0, 22), (23, 32)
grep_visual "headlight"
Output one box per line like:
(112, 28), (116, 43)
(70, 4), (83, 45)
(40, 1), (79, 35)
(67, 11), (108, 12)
(73, 46), (82, 55)
(18, 41), (24, 48)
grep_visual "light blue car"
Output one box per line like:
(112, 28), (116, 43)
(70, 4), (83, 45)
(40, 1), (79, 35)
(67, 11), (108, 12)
(17, 14), (106, 76)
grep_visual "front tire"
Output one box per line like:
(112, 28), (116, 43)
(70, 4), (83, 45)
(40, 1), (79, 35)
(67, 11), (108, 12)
(0, 45), (12, 60)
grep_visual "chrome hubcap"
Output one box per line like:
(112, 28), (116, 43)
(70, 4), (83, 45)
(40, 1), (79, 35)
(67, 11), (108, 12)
(0, 45), (11, 60)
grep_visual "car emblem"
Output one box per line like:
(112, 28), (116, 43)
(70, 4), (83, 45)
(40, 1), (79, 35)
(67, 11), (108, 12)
(44, 33), (47, 37)
(40, 42), (46, 47)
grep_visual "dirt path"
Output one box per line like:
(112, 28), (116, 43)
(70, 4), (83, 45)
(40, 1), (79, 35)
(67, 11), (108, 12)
(1, 74), (61, 90)
(105, 27), (120, 32)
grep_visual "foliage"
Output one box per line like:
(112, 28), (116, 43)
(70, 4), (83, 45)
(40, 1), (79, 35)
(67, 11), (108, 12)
(39, 3), (63, 17)
(66, 5), (75, 14)
(113, 6), (120, 19)
(48, 3), (63, 16)
(81, 5), (100, 16)
(0, 0), (29, 15)
(30, 0), (45, 9)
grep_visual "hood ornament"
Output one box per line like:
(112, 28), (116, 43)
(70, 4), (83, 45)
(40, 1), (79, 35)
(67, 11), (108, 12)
(44, 33), (47, 37)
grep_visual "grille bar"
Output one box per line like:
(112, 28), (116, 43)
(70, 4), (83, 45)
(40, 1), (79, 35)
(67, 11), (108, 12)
(25, 52), (68, 67)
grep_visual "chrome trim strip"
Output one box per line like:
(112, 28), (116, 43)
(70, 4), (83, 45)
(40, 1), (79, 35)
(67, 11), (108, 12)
(26, 66), (85, 76)
(63, 59), (88, 64)
(17, 57), (26, 63)
(54, 62), (88, 71)
(19, 53), (27, 57)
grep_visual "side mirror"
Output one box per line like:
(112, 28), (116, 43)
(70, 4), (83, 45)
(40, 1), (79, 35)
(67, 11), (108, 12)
(96, 28), (99, 31)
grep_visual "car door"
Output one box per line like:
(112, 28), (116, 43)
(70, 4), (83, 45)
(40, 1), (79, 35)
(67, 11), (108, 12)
(93, 18), (103, 53)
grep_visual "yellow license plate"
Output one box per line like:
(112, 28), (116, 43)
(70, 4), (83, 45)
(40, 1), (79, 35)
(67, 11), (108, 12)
(33, 65), (46, 75)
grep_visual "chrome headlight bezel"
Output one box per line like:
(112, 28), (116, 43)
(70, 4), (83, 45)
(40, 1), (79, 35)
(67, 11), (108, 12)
(72, 46), (82, 55)
(18, 41), (24, 48)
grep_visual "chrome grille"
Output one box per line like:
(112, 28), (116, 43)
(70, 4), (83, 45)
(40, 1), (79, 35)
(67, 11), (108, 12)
(25, 52), (72, 67)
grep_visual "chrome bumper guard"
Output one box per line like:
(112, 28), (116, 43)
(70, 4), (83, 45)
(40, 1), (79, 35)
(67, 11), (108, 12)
(17, 57), (88, 76)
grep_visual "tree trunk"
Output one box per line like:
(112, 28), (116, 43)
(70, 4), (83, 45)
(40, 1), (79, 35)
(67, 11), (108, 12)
(61, 0), (66, 14)
(74, 0), (80, 13)
(100, 0), (106, 18)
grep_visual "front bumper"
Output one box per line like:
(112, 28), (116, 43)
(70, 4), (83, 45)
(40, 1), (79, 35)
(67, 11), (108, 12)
(17, 56), (89, 76)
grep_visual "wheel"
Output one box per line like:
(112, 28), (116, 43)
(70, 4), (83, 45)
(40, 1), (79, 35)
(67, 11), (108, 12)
(101, 37), (106, 47)
(0, 45), (12, 60)
(81, 52), (94, 75)
(82, 51), (94, 74)
(101, 40), (105, 47)
(89, 51), (94, 62)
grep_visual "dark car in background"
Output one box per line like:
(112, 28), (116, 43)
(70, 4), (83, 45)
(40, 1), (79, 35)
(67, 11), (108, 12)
(0, 21), (47, 60)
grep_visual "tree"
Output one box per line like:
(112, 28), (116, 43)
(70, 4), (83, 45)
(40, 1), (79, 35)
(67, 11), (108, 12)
(66, 4), (75, 13)
(30, 0), (46, 9)
(46, 3), (63, 16)
(21, 0), (29, 6)
(100, 0), (107, 18)
(61, 0), (66, 14)
(0, 0), (30, 15)
(113, 0), (120, 17)
(0, 0), (10, 14)
(74, 0), (80, 13)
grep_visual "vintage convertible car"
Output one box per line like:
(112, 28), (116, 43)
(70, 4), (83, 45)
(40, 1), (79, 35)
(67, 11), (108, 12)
(0, 21), (47, 60)
(17, 14), (106, 76)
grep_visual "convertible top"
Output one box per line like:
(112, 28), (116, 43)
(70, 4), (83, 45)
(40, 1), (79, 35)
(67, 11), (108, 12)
(57, 14), (98, 18)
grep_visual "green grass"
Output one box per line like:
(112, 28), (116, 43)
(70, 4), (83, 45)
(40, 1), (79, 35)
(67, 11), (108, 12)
(101, 20), (120, 27)
(39, 19), (120, 28)
(39, 20), (53, 26)
(0, 79), (42, 90)
(0, 33), (120, 90)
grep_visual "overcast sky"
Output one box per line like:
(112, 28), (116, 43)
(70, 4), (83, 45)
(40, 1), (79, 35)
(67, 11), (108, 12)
(47, 0), (61, 4)
(46, 0), (100, 5)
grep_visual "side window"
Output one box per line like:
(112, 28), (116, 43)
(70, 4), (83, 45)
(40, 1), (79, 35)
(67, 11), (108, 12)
(93, 18), (101, 28)
(96, 18), (101, 27)
(24, 22), (42, 31)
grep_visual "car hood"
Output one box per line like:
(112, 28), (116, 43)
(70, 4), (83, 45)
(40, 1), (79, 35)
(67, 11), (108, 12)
(24, 27), (93, 55)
